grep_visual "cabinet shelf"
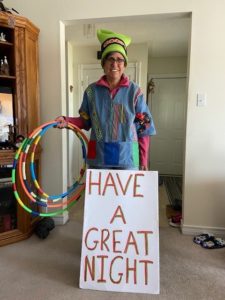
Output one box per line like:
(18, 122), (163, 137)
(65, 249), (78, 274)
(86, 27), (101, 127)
(0, 149), (15, 165)
(0, 41), (13, 46)
(0, 75), (16, 79)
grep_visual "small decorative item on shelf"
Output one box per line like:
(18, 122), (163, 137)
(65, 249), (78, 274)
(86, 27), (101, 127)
(0, 56), (9, 75)
(0, 0), (18, 28)
(15, 134), (25, 148)
(0, 32), (6, 42)
(0, 59), (3, 74)
(0, 0), (19, 14)
(3, 56), (9, 75)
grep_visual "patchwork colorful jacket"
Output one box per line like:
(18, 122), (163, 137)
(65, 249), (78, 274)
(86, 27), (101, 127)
(78, 76), (156, 169)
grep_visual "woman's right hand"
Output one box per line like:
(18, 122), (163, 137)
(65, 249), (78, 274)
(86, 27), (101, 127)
(55, 116), (68, 128)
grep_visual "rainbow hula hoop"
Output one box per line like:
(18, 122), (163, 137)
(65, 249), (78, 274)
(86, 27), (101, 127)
(12, 121), (89, 217)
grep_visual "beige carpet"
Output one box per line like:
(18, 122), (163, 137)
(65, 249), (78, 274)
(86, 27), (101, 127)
(0, 184), (225, 300)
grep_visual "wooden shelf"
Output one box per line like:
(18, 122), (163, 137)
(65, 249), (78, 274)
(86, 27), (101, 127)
(0, 149), (15, 165)
(0, 147), (41, 165)
(0, 41), (13, 46)
(0, 75), (16, 79)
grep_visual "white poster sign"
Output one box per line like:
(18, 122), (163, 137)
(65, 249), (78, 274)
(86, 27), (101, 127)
(79, 169), (159, 294)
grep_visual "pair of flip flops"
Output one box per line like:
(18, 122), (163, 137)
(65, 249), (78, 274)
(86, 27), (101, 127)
(193, 233), (225, 249)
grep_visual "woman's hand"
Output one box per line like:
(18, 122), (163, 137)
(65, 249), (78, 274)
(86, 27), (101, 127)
(55, 116), (68, 129)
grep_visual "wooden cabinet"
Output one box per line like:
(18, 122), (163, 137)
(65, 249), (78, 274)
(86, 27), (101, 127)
(0, 13), (40, 246)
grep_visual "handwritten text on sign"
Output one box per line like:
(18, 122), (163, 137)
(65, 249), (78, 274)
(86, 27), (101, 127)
(79, 169), (159, 294)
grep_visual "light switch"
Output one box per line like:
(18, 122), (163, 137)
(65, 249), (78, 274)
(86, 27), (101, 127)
(197, 93), (207, 107)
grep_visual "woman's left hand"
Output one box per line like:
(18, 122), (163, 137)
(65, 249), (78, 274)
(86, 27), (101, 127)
(55, 116), (68, 128)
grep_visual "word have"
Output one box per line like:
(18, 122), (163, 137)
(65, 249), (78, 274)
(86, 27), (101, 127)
(88, 170), (145, 197)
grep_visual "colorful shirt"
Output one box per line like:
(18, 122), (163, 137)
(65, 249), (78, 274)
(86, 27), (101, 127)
(76, 75), (156, 169)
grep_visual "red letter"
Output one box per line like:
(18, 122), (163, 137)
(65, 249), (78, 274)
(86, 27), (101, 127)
(88, 170), (101, 195)
(116, 173), (133, 195)
(84, 255), (95, 281)
(133, 173), (144, 197)
(126, 258), (137, 284)
(97, 255), (108, 283)
(124, 231), (139, 255)
(110, 205), (126, 224)
(102, 172), (118, 196)
(139, 260), (153, 285)
(137, 230), (153, 255)
(112, 230), (122, 253)
(85, 227), (99, 250)
(100, 229), (110, 251)
(110, 256), (123, 284)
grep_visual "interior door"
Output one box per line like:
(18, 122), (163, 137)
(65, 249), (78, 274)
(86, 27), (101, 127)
(149, 77), (187, 175)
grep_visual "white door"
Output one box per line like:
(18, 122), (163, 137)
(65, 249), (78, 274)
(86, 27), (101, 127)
(149, 77), (187, 175)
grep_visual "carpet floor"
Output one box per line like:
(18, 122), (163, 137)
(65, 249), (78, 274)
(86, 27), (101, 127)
(0, 184), (225, 300)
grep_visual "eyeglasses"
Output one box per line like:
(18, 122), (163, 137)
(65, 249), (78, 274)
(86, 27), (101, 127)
(106, 57), (125, 64)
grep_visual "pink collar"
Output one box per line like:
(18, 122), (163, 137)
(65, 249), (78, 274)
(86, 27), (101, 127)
(96, 74), (130, 89)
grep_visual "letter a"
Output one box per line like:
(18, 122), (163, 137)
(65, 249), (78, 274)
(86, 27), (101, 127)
(110, 205), (126, 224)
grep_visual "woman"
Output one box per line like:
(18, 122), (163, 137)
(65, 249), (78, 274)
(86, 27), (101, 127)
(56, 29), (156, 170)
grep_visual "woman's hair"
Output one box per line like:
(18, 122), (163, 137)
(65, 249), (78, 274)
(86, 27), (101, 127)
(102, 51), (127, 67)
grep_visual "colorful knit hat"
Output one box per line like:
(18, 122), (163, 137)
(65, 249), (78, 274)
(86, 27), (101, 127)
(97, 29), (131, 65)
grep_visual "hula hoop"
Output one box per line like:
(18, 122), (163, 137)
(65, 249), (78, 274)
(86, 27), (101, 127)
(12, 121), (88, 217)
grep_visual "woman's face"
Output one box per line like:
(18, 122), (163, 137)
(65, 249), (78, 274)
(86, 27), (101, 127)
(103, 52), (125, 82)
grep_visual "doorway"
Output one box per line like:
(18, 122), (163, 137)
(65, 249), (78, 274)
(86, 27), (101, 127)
(147, 74), (187, 214)
(64, 13), (190, 195)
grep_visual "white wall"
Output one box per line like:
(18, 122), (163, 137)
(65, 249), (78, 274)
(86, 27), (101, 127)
(148, 57), (187, 74)
(6, 0), (225, 234)
(129, 43), (148, 97)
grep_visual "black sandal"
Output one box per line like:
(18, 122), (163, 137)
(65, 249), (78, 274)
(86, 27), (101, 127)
(201, 236), (225, 249)
(193, 233), (213, 245)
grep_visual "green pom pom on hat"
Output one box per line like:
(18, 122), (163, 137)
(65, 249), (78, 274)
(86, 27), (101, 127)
(97, 29), (131, 65)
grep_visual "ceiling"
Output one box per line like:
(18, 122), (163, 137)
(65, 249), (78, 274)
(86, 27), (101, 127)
(65, 13), (191, 57)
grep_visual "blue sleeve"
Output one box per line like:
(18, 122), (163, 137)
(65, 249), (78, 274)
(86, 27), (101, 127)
(78, 89), (92, 129)
(135, 91), (156, 138)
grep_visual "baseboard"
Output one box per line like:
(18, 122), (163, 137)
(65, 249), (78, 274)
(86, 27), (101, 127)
(181, 222), (225, 237)
(53, 211), (69, 225)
